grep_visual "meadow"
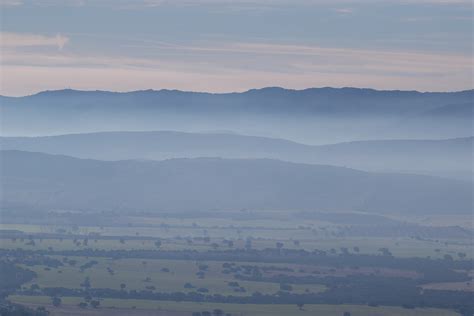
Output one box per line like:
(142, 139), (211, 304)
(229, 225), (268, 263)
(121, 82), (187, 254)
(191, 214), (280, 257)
(8, 296), (460, 316)
(2, 211), (472, 315)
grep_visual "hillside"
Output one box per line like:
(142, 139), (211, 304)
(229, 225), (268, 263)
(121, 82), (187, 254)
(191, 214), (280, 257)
(1, 132), (471, 180)
(1, 150), (471, 214)
(1, 87), (472, 142)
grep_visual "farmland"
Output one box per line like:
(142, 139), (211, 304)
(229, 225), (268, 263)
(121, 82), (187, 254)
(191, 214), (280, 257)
(8, 296), (461, 316)
(1, 210), (473, 316)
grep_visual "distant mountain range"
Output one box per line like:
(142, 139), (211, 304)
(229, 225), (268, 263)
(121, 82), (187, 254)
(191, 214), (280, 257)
(1, 150), (471, 215)
(3, 87), (472, 116)
(1, 131), (471, 180)
(1, 87), (472, 142)
(1, 87), (471, 216)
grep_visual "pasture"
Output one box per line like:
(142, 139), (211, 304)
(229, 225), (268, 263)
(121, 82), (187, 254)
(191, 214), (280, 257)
(8, 296), (460, 316)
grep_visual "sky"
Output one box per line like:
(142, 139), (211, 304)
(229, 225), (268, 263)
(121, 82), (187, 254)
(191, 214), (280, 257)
(0, 0), (472, 96)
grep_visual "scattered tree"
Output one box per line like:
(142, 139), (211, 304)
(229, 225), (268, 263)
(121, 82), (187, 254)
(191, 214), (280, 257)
(51, 296), (61, 307)
(90, 300), (100, 308)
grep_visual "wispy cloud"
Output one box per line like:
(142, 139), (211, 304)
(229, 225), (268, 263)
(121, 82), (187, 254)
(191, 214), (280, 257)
(0, 0), (23, 6)
(1, 0), (470, 95)
(4, 0), (472, 7)
(334, 7), (354, 15)
(1, 32), (69, 50)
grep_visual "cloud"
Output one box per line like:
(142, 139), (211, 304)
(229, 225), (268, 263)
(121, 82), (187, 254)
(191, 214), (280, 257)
(0, 0), (23, 6)
(1, 32), (69, 50)
(4, 0), (472, 7)
(334, 7), (353, 15)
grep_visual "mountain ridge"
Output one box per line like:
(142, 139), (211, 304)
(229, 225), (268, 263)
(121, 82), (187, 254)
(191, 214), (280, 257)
(1, 132), (471, 180)
(2, 86), (474, 99)
(2, 86), (472, 144)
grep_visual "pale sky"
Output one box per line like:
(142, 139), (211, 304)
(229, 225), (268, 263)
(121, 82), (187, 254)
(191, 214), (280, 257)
(1, 0), (472, 96)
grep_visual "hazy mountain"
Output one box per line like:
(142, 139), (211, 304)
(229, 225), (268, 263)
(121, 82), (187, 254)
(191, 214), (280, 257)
(419, 102), (473, 118)
(1, 87), (472, 143)
(1, 150), (471, 215)
(1, 132), (471, 180)
(313, 137), (473, 180)
(3, 87), (471, 116)
(0, 131), (307, 161)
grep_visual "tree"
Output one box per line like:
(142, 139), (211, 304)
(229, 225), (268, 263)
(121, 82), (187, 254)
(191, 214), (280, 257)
(51, 296), (61, 307)
(458, 252), (467, 259)
(297, 303), (304, 310)
(78, 302), (88, 308)
(196, 271), (205, 279)
(81, 277), (91, 289)
(245, 238), (252, 250)
(280, 283), (293, 291)
(30, 284), (40, 291)
(120, 283), (126, 291)
(90, 300), (100, 308)
(36, 306), (49, 315)
(213, 309), (224, 316)
(444, 254), (454, 261)
(343, 312), (351, 316)
(378, 248), (392, 256)
(340, 247), (349, 255)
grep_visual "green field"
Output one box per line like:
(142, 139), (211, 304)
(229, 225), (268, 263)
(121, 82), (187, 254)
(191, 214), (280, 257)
(21, 257), (326, 296)
(8, 295), (460, 316)
(2, 213), (472, 316)
(1, 221), (470, 259)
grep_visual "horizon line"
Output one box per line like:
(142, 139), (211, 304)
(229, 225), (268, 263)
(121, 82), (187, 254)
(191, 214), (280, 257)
(2, 86), (473, 98)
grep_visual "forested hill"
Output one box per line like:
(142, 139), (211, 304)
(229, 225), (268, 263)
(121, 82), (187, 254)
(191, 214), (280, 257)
(2, 150), (471, 215)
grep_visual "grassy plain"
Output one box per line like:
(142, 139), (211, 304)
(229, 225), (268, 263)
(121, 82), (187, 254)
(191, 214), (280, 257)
(2, 212), (472, 315)
(1, 221), (470, 259)
(8, 295), (460, 316)
(21, 257), (326, 295)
